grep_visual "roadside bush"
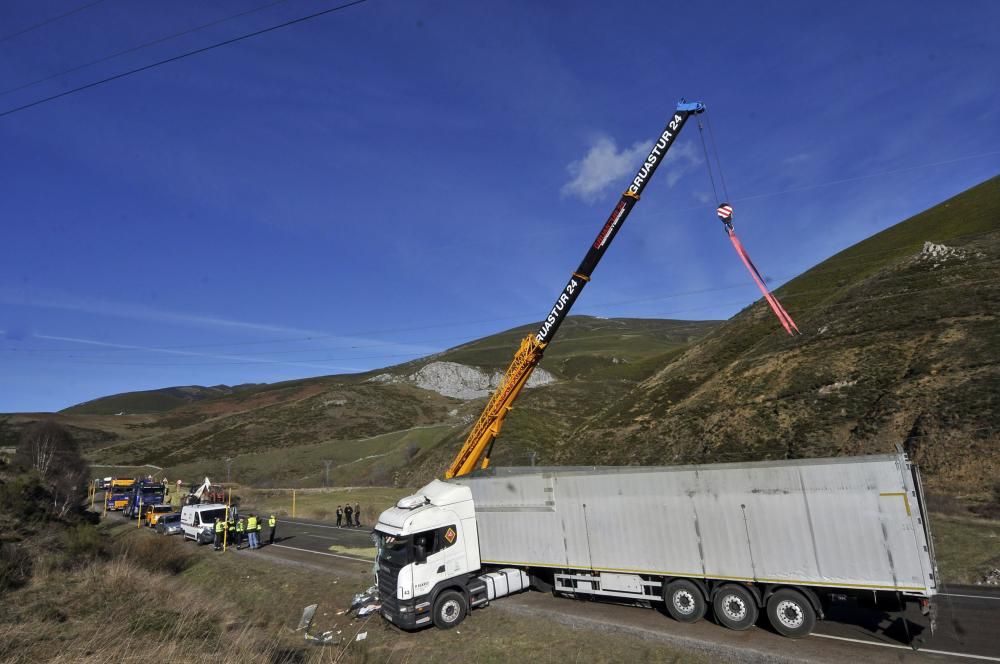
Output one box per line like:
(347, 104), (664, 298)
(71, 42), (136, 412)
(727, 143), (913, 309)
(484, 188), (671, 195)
(63, 524), (108, 561)
(0, 543), (33, 591)
(0, 473), (53, 522)
(118, 533), (194, 575)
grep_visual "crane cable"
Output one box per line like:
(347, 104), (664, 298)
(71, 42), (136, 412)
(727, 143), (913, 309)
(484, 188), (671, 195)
(697, 114), (800, 336)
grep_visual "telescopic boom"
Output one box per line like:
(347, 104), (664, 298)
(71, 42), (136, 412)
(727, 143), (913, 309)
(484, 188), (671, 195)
(444, 100), (705, 479)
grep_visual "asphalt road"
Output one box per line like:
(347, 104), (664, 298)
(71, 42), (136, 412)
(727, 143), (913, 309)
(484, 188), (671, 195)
(256, 516), (1000, 664)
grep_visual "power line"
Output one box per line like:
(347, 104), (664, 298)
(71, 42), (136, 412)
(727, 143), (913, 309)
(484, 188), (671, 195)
(0, 0), (369, 119)
(0, 0), (294, 99)
(0, 0), (109, 44)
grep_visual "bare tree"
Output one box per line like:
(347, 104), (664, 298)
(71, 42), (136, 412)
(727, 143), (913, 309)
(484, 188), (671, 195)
(15, 421), (90, 517)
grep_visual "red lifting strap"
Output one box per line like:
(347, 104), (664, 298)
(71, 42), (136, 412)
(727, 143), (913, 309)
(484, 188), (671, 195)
(726, 228), (800, 336)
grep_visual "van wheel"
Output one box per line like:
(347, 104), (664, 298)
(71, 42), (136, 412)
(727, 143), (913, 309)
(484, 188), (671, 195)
(432, 590), (467, 629)
(766, 589), (816, 638)
(713, 584), (758, 631)
(664, 580), (706, 623)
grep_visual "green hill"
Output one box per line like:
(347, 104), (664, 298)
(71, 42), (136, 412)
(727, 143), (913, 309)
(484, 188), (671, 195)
(4, 317), (715, 487)
(563, 176), (1000, 501)
(61, 384), (258, 415)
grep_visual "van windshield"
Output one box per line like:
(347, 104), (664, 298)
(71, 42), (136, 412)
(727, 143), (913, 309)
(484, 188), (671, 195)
(198, 509), (227, 524)
(376, 532), (411, 567)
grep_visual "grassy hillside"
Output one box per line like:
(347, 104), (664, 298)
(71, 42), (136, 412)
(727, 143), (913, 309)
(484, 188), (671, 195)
(5, 317), (714, 487)
(567, 176), (1000, 501)
(61, 384), (258, 415)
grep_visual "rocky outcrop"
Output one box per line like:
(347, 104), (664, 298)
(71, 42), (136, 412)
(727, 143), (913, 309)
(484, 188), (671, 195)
(368, 361), (556, 399)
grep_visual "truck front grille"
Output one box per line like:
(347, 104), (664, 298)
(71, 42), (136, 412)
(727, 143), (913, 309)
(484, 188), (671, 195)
(378, 563), (400, 614)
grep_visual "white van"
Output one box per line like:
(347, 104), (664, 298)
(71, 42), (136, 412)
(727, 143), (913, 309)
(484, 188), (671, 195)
(180, 503), (228, 544)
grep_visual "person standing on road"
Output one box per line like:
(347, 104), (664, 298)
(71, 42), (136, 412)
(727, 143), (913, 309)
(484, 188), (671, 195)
(213, 518), (224, 551)
(247, 514), (259, 549)
(336, 505), (343, 528)
(236, 517), (246, 550)
(268, 514), (276, 545)
(256, 517), (263, 548)
(344, 504), (353, 529)
(354, 503), (361, 527)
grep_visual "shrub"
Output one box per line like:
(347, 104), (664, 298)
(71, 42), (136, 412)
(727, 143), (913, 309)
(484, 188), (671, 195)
(0, 543), (33, 591)
(0, 474), (53, 522)
(63, 524), (108, 561)
(119, 533), (194, 575)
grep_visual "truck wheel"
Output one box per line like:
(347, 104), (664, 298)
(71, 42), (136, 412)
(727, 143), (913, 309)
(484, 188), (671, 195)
(432, 590), (467, 629)
(713, 584), (758, 631)
(766, 589), (815, 638)
(664, 580), (706, 623)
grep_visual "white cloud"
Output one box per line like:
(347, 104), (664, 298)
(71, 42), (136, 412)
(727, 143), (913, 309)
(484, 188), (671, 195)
(561, 136), (646, 202)
(561, 135), (704, 203)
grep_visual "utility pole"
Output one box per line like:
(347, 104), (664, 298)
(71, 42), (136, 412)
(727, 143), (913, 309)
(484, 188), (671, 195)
(323, 460), (333, 488)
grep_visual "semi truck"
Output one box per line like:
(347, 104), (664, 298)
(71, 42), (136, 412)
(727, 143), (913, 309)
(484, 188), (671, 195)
(123, 479), (166, 519)
(105, 478), (135, 511)
(375, 452), (937, 636)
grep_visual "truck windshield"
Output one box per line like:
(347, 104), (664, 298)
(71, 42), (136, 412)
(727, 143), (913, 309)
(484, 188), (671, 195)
(376, 532), (411, 566)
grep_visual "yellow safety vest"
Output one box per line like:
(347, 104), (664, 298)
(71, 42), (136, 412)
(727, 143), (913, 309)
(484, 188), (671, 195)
(214, 521), (224, 533)
(236, 521), (244, 532)
(247, 516), (257, 529)
(268, 515), (276, 527)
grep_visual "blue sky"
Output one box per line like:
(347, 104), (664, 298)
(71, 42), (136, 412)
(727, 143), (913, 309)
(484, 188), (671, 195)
(1, 0), (998, 412)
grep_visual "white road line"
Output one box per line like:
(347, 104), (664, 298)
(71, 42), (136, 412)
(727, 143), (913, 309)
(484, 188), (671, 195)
(940, 592), (1000, 601)
(811, 633), (1000, 662)
(270, 543), (371, 563)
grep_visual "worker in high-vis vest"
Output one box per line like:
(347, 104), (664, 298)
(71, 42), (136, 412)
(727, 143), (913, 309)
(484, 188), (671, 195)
(213, 518), (224, 551)
(267, 514), (276, 545)
(246, 515), (259, 550)
(236, 518), (246, 550)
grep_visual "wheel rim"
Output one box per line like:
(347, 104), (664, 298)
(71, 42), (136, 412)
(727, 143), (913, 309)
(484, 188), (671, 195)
(440, 599), (461, 623)
(776, 599), (804, 629)
(722, 594), (747, 622)
(673, 589), (696, 615)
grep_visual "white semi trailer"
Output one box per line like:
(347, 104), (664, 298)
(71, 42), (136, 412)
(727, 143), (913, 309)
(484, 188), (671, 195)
(374, 452), (937, 637)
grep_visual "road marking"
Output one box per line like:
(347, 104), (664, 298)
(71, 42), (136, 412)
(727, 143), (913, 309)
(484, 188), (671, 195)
(270, 543), (371, 563)
(811, 633), (1000, 662)
(940, 592), (1000, 601)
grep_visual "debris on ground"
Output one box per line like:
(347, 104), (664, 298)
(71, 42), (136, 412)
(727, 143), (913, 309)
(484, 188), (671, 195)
(350, 585), (378, 611)
(297, 604), (318, 631)
(977, 568), (1000, 585)
(356, 632), (368, 642)
(357, 603), (380, 617)
(297, 604), (341, 645)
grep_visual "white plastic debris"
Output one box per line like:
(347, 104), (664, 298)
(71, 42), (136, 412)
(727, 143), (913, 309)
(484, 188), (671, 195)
(356, 632), (367, 642)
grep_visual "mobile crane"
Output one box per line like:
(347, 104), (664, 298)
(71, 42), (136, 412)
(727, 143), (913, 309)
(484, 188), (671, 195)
(445, 99), (705, 479)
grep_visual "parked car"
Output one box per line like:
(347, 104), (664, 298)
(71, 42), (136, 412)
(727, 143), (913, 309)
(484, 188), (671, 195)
(156, 512), (183, 535)
(145, 504), (174, 527)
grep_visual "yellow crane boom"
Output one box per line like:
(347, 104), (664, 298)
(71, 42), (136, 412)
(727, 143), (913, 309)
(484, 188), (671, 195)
(444, 100), (705, 479)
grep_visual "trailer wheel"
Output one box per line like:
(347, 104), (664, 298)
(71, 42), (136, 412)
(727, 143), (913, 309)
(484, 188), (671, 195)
(766, 589), (815, 638)
(432, 590), (467, 629)
(664, 580), (706, 623)
(713, 584), (758, 631)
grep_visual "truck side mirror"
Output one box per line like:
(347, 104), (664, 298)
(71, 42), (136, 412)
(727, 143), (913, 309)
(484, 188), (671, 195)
(414, 543), (427, 564)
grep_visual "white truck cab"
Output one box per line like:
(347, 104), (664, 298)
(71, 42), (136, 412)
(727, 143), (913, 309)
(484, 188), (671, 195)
(180, 503), (228, 544)
(375, 480), (491, 629)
